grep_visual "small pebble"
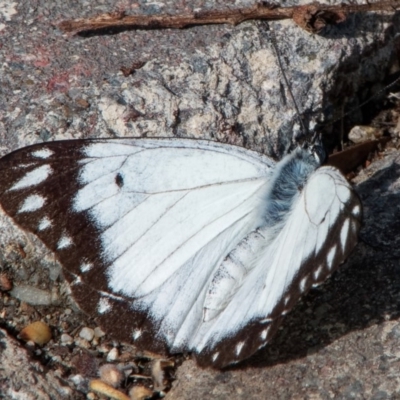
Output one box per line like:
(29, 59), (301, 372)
(60, 333), (73, 345)
(11, 285), (53, 306)
(98, 344), (111, 353)
(19, 302), (33, 312)
(79, 327), (95, 342)
(48, 262), (62, 281)
(99, 364), (123, 388)
(70, 374), (85, 387)
(107, 347), (119, 362)
(75, 338), (91, 349)
(0, 273), (12, 291)
(75, 98), (90, 108)
(94, 327), (106, 338)
(348, 125), (382, 144)
(20, 321), (52, 346)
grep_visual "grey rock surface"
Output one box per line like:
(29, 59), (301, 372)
(0, 0), (399, 158)
(0, 328), (72, 399)
(0, 0), (400, 399)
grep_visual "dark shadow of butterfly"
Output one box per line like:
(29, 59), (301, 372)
(0, 136), (361, 368)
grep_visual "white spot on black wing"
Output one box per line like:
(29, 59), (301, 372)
(9, 165), (52, 191)
(38, 216), (52, 231)
(284, 295), (290, 306)
(340, 218), (350, 250)
(313, 264), (323, 280)
(235, 341), (245, 356)
(14, 163), (35, 169)
(327, 245), (337, 269)
(352, 205), (361, 217)
(257, 342), (268, 350)
(80, 262), (93, 273)
(72, 275), (82, 285)
(132, 329), (142, 340)
(260, 326), (270, 340)
(31, 148), (54, 159)
(98, 297), (112, 314)
(18, 194), (46, 213)
(57, 235), (73, 250)
(299, 276), (308, 292)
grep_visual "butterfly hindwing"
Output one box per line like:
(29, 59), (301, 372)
(193, 166), (361, 367)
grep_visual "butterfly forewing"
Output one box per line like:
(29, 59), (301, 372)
(0, 139), (276, 356)
(0, 138), (361, 368)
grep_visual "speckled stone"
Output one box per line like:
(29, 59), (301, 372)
(0, 329), (72, 398)
(107, 347), (119, 362)
(79, 327), (95, 342)
(10, 285), (55, 306)
(94, 327), (106, 338)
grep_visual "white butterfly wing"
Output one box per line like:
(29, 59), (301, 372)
(0, 139), (361, 368)
(0, 138), (275, 358)
(191, 165), (361, 367)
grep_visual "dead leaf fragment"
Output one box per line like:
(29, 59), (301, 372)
(292, 4), (346, 33)
(327, 138), (389, 174)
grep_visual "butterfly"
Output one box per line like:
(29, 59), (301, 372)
(0, 137), (361, 368)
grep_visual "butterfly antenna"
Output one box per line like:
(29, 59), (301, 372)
(267, 24), (309, 143)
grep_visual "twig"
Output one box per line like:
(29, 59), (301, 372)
(59, 0), (400, 35)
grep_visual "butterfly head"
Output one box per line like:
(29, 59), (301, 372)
(300, 133), (327, 167)
(310, 142), (327, 166)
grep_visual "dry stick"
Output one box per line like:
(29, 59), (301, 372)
(59, 0), (400, 34)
